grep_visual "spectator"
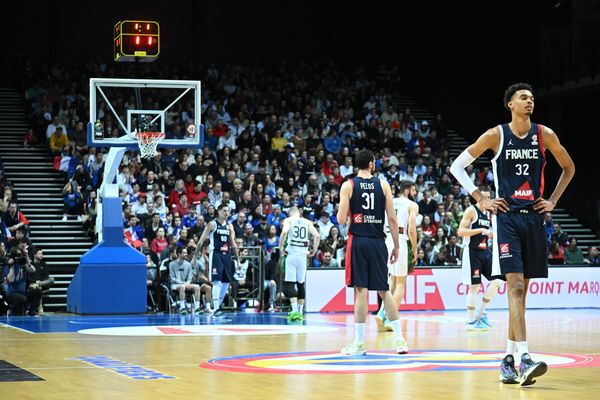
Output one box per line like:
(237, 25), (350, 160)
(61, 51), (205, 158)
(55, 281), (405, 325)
(564, 238), (584, 264)
(27, 248), (53, 314)
(168, 247), (201, 314)
(550, 223), (569, 247)
(316, 211), (334, 240)
(548, 240), (565, 264)
(319, 249), (340, 268)
(2, 246), (36, 316)
(584, 246), (600, 265)
(543, 212), (554, 245)
(4, 202), (29, 236)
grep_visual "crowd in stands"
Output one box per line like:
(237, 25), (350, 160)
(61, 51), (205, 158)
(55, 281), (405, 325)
(1, 59), (598, 315)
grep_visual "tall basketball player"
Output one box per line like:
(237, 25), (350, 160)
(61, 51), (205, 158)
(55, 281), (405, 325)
(457, 186), (503, 331)
(450, 83), (575, 386)
(337, 149), (407, 355)
(279, 207), (320, 321)
(198, 204), (240, 315)
(375, 180), (418, 350)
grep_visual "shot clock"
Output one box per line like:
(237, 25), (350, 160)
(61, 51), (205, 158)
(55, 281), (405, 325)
(114, 20), (160, 62)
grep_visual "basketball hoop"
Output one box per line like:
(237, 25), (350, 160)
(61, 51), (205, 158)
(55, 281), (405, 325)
(134, 131), (165, 159)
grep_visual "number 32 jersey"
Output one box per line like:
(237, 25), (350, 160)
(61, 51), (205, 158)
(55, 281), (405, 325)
(348, 176), (386, 238)
(492, 123), (546, 211)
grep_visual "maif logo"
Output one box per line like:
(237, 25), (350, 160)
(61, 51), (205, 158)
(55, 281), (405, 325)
(321, 269), (444, 311)
(202, 350), (600, 374)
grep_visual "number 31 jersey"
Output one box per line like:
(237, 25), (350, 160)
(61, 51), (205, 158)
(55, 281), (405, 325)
(348, 176), (386, 238)
(492, 123), (546, 211)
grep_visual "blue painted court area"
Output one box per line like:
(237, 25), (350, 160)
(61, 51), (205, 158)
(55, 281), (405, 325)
(0, 312), (329, 334)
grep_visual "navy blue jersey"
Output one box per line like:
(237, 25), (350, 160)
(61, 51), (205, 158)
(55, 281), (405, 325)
(468, 205), (491, 250)
(348, 176), (386, 239)
(210, 219), (231, 253)
(492, 123), (546, 210)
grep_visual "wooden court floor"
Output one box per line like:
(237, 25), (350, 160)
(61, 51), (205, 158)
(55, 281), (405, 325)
(1, 309), (599, 399)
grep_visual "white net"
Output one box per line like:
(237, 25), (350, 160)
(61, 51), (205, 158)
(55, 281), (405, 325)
(134, 131), (165, 159)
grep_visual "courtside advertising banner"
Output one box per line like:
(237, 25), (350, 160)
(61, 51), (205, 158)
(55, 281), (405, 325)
(306, 267), (600, 312)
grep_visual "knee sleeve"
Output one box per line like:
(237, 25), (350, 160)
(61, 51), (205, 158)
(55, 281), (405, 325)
(283, 281), (297, 299)
(297, 282), (305, 300)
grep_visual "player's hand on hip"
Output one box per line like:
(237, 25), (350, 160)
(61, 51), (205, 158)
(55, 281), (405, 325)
(389, 246), (399, 264)
(480, 197), (509, 213)
(534, 197), (556, 213)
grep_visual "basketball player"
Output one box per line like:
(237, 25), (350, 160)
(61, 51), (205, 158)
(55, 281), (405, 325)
(375, 180), (418, 343)
(337, 149), (407, 355)
(450, 83), (575, 386)
(457, 186), (503, 331)
(278, 207), (320, 321)
(198, 204), (240, 315)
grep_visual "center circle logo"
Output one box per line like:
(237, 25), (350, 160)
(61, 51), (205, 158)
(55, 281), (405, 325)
(201, 350), (600, 374)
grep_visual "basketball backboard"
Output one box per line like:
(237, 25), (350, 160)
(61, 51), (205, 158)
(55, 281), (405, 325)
(87, 77), (204, 150)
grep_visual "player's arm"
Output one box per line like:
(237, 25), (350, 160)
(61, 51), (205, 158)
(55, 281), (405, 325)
(229, 223), (239, 260)
(450, 127), (509, 212)
(383, 180), (399, 264)
(336, 180), (352, 225)
(307, 221), (321, 258)
(279, 219), (290, 255)
(534, 126), (576, 213)
(197, 221), (216, 255)
(457, 207), (486, 238)
(408, 202), (419, 263)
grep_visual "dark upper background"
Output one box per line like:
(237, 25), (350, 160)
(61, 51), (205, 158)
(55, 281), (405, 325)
(1, 0), (599, 230)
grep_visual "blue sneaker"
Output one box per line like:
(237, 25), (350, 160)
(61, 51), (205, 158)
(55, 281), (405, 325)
(519, 353), (547, 386)
(499, 355), (519, 384)
(479, 314), (492, 327)
(465, 319), (489, 331)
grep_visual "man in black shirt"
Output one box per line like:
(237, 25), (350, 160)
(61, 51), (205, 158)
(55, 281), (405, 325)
(27, 248), (54, 315)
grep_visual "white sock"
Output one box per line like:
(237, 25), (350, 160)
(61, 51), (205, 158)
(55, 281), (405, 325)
(298, 303), (304, 313)
(506, 339), (516, 357)
(516, 341), (529, 360)
(179, 300), (185, 309)
(467, 285), (478, 322)
(478, 280), (500, 317)
(355, 323), (365, 344)
(219, 282), (230, 305)
(194, 301), (200, 309)
(291, 302), (298, 312)
(390, 319), (404, 341)
(212, 281), (222, 309)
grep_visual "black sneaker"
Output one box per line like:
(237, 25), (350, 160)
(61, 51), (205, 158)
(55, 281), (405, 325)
(519, 353), (547, 386)
(499, 355), (519, 384)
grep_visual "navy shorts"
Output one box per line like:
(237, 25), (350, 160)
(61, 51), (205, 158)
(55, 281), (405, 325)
(210, 251), (232, 283)
(464, 248), (503, 285)
(494, 211), (548, 279)
(345, 235), (389, 291)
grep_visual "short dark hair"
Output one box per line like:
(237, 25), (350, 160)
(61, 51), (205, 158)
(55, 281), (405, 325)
(503, 83), (533, 110)
(355, 149), (375, 170)
(399, 180), (415, 194)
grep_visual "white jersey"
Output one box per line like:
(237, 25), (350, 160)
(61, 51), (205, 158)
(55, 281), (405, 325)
(285, 216), (311, 255)
(384, 196), (410, 240)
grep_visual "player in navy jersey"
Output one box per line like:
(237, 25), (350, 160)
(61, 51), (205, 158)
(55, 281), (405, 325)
(198, 204), (240, 315)
(451, 83), (575, 386)
(337, 149), (408, 355)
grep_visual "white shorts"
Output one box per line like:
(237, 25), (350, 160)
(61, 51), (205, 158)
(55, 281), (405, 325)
(284, 253), (308, 283)
(385, 237), (408, 277)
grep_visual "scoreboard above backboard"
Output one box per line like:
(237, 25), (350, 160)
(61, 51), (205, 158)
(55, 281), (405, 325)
(114, 20), (160, 62)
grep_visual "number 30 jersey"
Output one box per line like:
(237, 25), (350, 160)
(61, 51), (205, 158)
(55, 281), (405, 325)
(348, 176), (386, 239)
(492, 123), (546, 211)
(285, 216), (311, 255)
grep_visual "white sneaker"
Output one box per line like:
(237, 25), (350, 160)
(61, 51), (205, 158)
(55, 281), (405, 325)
(396, 338), (409, 354)
(340, 342), (367, 356)
(61, 215), (67, 222)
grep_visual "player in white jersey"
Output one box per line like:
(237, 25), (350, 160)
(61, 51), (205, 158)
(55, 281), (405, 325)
(375, 181), (419, 341)
(279, 207), (320, 321)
